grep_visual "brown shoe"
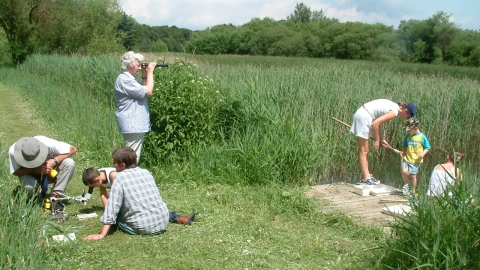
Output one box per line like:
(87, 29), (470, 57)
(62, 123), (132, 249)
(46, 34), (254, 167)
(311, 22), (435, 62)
(176, 213), (195, 225)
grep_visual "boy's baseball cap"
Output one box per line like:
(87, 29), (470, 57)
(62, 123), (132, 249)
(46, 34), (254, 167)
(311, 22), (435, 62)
(405, 118), (419, 131)
(406, 103), (417, 118)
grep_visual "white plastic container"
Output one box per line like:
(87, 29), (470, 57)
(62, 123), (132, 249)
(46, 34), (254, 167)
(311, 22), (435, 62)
(353, 185), (371, 196)
(382, 204), (412, 216)
(369, 185), (396, 196)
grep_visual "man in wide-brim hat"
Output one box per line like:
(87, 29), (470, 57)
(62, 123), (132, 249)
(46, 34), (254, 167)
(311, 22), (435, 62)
(8, 136), (77, 197)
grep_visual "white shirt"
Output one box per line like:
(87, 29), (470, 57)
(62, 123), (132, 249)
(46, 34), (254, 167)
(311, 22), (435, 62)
(363, 99), (399, 120)
(99, 167), (116, 189)
(426, 165), (456, 197)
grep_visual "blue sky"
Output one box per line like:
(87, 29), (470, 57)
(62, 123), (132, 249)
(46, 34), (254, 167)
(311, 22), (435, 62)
(120, 0), (480, 31)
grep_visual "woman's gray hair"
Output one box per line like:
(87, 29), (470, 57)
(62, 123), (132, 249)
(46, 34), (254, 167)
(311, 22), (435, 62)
(120, 51), (144, 70)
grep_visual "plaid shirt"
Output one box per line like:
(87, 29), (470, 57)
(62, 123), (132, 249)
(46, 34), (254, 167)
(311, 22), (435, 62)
(101, 167), (169, 234)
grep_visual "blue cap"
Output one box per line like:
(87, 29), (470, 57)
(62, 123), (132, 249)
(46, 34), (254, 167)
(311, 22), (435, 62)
(406, 103), (416, 118)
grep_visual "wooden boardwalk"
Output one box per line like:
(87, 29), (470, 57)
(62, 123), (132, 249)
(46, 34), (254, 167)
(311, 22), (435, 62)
(306, 182), (409, 229)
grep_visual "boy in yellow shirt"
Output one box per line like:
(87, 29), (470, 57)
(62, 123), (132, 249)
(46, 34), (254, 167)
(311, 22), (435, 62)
(400, 118), (431, 195)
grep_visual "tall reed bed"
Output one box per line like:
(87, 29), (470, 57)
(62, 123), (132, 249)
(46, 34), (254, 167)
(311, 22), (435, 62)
(0, 54), (122, 168)
(0, 53), (478, 186)
(191, 54), (480, 81)
(193, 59), (480, 185)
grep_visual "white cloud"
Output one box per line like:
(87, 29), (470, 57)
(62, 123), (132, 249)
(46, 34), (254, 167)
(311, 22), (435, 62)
(325, 6), (402, 27)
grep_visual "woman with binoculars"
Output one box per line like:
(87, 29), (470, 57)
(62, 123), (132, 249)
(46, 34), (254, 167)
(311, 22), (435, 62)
(114, 51), (158, 165)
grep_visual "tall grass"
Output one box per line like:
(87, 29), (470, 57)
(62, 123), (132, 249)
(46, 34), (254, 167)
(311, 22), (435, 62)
(0, 54), (122, 168)
(0, 145), (47, 269)
(0, 53), (479, 186)
(380, 175), (480, 268)
(190, 54), (480, 82)
(193, 59), (480, 185)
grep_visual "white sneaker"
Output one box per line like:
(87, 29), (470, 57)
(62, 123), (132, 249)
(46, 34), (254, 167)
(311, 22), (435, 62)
(402, 184), (410, 196)
(369, 176), (380, 185)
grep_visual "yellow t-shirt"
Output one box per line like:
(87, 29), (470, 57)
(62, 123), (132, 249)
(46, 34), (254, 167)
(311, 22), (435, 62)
(402, 132), (431, 164)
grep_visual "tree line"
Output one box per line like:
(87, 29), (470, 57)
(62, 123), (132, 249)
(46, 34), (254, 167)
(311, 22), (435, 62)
(186, 3), (480, 67)
(1, 1), (479, 67)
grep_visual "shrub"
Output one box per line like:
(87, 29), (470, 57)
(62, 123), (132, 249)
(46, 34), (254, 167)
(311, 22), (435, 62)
(143, 59), (223, 165)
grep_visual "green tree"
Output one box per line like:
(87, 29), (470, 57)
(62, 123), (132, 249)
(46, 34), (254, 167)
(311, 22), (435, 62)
(133, 24), (191, 52)
(322, 22), (393, 60)
(0, 0), (42, 65)
(118, 12), (137, 50)
(181, 5), (471, 67)
(186, 18), (278, 55)
(311, 10), (326, 22)
(287, 2), (312, 23)
(186, 31), (230, 54)
(229, 27), (254, 54)
(248, 26), (289, 55)
(0, 28), (9, 64)
(152, 39), (168, 52)
(287, 3), (326, 24)
(370, 31), (405, 62)
(242, 17), (277, 32)
(397, 11), (459, 63)
(32, 0), (124, 55)
(444, 29), (480, 66)
(268, 32), (309, 57)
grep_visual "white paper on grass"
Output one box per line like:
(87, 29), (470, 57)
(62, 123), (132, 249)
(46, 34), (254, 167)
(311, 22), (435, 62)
(52, 233), (76, 242)
(76, 213), (98, 220)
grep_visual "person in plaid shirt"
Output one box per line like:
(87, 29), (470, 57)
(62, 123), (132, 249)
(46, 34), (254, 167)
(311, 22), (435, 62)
(84, 147), (194, 240)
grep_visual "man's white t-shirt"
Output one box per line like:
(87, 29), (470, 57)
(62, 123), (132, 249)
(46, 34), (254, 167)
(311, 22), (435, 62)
(9, 135), (71, 174)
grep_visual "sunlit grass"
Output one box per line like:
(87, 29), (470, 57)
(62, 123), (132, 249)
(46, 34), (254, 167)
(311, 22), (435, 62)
(0, 53), (478, 268)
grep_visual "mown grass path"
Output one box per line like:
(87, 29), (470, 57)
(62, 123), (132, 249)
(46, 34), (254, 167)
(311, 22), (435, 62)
(0, 83), (48, 149)
(0, 83), (51, 188)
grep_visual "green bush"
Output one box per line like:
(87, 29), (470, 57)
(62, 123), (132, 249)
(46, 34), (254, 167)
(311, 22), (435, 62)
(143, 59), (223, 165)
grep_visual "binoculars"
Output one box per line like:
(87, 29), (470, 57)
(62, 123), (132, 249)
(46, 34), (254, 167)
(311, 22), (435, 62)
(141, 63), (169, 68)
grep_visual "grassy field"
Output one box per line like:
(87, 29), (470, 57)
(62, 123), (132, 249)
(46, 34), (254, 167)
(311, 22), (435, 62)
(0, 53), (479, 269)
